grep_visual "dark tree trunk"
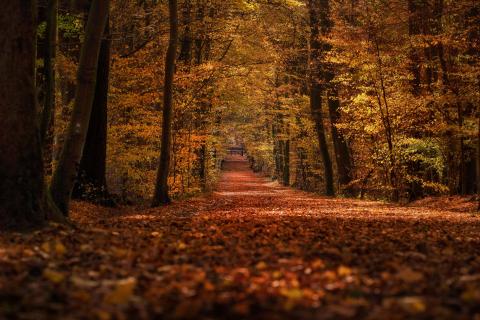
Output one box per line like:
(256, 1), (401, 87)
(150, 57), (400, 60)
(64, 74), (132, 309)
(73, 18), (112, 205)
(283, 139), (290, 186)
(308, 0), (335, 196)
(327, 87), (353, 193)
(0, 1), (62, 230)
(152, 0), (179, 206)
(477, 101), (480, 209)
(40, 0), (58, 145)
(199, 144), (207, 190)
(310, 83), (335, 196)
(40, 0), (58, 175)
(179, 0), (192, 65)
(50, 0), (110, 215)
(408, 0), (423, 96)
(467, 3), (480, 207)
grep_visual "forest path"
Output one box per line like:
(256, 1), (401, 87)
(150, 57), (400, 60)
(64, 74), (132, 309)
(2, 157), (480, 319)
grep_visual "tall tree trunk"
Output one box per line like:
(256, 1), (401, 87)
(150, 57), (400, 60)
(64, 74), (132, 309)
(283, 139), (290, 186)
(73, 18), (112, 205)
(328, 87), (353, 193)
(50, 0), (110, 215)
(179, 0), (192, 65)
(0, 1), (62, 230)
(308, 0), (335, 196)
(40, 0), (58, 145)
(310, 83), (335, 196)
(40, 0), (58, 175)
(152, 0), (179, 206)
(408, 0), (422, 96)
(477, 111), (480, 209)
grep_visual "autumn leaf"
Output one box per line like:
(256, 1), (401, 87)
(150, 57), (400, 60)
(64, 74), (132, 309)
(43, 269), (65, 284)
(396, 267), (424, 283)
(397, 297), (427, 314)
(104, 277), (137, 305)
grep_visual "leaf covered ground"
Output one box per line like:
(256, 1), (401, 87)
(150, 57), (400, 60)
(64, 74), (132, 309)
(1, 156), (480, 319)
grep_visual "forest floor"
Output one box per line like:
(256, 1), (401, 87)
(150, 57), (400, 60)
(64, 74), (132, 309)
(1, 156), (480, 319)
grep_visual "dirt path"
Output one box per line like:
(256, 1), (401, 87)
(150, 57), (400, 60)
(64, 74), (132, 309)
(1, 156), (480, 319)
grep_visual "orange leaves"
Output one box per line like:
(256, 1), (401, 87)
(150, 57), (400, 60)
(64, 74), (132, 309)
(2, 160), (480, 319)
(103, 277), (137, 305)
(395, 267), (425, 284)
(43, 269), (66, 283)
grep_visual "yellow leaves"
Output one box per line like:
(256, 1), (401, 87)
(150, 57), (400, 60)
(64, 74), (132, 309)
(337, 265), (353, 277)
(283, 0), (305, 7)
(237, 0), (259, 12)
(71, 276), (98, 288)
(311, 259), (325, 270)
(397, 297), (427, 314)
(461, 287), (480, 303)
(43, 269), (65, 284)
(281, 288), (304, 311)
(41, 239), (67, 257)
(150, 231), (161, 238)
(104, 277), (137, 305)
(177, 242), (187, 250)
(255, 261), (268, 270)
(383, 296), (426, 314)
(281, 288), (303, 300)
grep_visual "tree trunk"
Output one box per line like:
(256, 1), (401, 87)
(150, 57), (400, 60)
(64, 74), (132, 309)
(408, 0), (422, 96)
(40, 0), (58, 175)
(179, 0), (192, 65)
(152, 0), (179, 206)
(73, 18), (112, 205)
(477, 112), (480, 209)
(310, 83), (335, 196)
(50, 0), (110, 215)
(308, 0), (335, 196)
(0, 1), (62, 230)
(40, 0), (58, 145)
(328, 87), (353, 193)
(283, 139), (290, 186)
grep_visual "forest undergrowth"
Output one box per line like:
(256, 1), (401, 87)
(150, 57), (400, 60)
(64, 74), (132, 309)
(1, 156), (480, 319)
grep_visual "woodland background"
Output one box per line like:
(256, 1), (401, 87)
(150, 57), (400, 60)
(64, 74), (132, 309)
(1, 1), (480, 318)
(0, 0), (478, 227)
(34, 0), (479, 207)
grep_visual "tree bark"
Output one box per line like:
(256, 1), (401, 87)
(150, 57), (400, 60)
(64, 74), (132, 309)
(73, 18), (112, 205)
(328, 87), (353, 193)
(179, 0), (192, 65)
(0, 1), (62, 230)
(50, 0), (110, 215)
(408, 0), (423, 96)
(152, 0), (179, 206)
(283, 139), (290, 186)
(40, 0), (58, 145)
(308, 0), (335, 196)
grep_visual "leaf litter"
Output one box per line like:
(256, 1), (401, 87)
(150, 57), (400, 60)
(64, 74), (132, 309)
(1, 158), (480, 319)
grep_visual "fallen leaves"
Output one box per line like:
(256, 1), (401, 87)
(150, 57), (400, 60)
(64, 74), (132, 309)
(383, 296), (427, 314)
(104, 277), (137, 305)
(40, 239), (67, 257)
(43, 269), (65, 284)
(395, 267), (424, 283)
(0, 160), (480, 319)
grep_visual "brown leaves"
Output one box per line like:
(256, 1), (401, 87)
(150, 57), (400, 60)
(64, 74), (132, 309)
(1, 163), (480, 319)
(395, 267), (425, 283)
(104, 277), (137, 305)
